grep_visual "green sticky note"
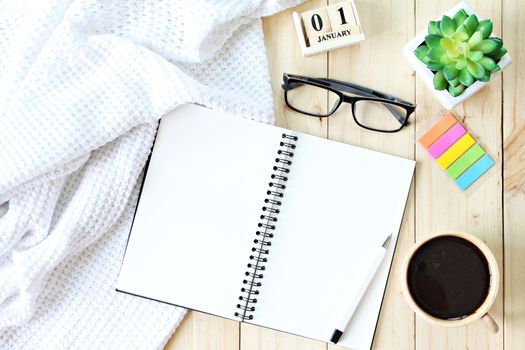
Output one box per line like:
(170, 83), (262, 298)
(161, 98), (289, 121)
(446, 144), (486, 179)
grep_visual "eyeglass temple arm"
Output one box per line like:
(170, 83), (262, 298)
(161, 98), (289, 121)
(317, 78), (414, 105)
(314, 78), (409, 125)
(283, 73), (414, 105)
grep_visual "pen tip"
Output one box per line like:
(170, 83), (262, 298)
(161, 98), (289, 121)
(382, 234), (392, 248)
(330, 329), (343, 344)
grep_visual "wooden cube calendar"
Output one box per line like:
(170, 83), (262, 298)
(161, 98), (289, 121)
(293, 0), (365, 56)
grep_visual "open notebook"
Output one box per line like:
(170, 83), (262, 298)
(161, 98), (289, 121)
(117, 103), (414, 350)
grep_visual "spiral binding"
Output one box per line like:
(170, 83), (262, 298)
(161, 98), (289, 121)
(234, 133), (298, 321)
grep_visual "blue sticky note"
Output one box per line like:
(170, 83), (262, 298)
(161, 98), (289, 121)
(455, 154), (494, 190)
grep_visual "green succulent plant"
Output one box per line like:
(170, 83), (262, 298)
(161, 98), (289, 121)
(414, 9), (508, 97)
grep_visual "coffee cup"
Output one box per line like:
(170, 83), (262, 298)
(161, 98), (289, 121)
(402, 231), (499, 332)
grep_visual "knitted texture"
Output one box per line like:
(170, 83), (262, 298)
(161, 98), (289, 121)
(0, 0), (301, 348)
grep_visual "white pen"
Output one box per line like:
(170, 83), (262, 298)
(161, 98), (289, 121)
(330, 233), (393, 344)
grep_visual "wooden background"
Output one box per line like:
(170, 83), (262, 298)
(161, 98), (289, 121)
(166, 0), (525, 349)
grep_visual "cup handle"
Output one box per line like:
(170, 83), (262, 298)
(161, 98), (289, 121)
(481, 313), (499, 333)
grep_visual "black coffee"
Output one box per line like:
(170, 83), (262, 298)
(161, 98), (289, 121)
(407, 235), (490, 320)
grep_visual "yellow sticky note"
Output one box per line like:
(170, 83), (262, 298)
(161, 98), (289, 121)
(437, 133), (476, 169)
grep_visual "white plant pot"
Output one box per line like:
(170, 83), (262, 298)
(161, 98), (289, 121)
(402, 1), (512, 110)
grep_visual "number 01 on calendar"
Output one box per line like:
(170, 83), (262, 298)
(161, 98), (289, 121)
(292, 0), (365, 56)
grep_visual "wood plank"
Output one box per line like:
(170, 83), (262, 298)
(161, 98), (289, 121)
(414, 1), (504, 350)
(502, 0), (525, 349)
(241, 323), (326, 350)
(326, 0), (416, 349)
(263, 0), (329, 137)
(165, 311), (239, 350)
(239, 2), (330, 349)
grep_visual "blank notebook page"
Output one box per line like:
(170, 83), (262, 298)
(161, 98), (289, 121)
(116, 104), (285, 319)
(249, 134), (414, 350)
(117, 104), (415, 350)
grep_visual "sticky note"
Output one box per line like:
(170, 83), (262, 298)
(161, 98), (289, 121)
(420, 112), (495, 192)
(427, 123), (466, 159)
(455, 154), (494, 190)
(446, 144), (486, 179)
(436, 133), (476, 169)
(418, 112), (457, 148)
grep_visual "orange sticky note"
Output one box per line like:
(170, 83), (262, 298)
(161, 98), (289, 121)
(419, 112), (458, 148)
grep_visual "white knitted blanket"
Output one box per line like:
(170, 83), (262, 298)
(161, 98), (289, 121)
(0, 0), (300, 348)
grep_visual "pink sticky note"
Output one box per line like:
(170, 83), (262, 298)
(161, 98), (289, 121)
(427, 123), (466, 159)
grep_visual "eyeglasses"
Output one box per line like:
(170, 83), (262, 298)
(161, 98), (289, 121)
(282, 73), (416, 133)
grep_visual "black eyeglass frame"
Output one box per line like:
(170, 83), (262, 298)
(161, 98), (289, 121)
(282, 73), (416, 133)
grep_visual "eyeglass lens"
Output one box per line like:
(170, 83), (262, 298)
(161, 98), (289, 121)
(353, 100), (407, 131)
(285, 82), (340, 117)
